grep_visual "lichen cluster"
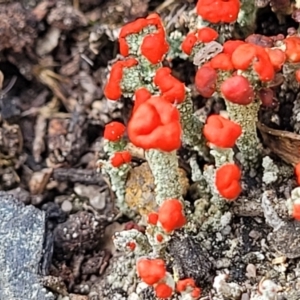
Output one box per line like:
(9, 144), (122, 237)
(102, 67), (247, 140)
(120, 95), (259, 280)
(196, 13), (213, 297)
(98, 1), (300, 299)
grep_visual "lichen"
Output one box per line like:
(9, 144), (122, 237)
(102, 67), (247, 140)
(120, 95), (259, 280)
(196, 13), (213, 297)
(145, 149), (183, 206)
(225, 99), (262, 169)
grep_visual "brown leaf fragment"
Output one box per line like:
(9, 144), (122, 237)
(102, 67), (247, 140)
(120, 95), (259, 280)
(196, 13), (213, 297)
(29, 168), (53, 195)
(258, 122), (300, 166)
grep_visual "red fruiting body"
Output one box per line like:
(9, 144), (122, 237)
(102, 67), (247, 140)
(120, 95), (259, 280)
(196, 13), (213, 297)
(220, 75), (254, 105)
(258, 87), (274, 107)
(264, 48), (286, 71)
(119, 18), (148, 56)
(284, 36), (300, 63)
(197, 27), (218, 43)
(203, 115), (242, 148)
(127, 96), (182, 152)
(191, 288), (202, 298)
(215, 163), (242, 200)
(124, 221), (145, 233)
(154, 283), (173, 298)
(111, 151), (132, 167)
(231, 43), (257, 69)
(209, 53), (234, 71)
(126, 241), (136, 251)
(136, 258), (166, 285)
(181, 32), (197, 55)
(196, 0), (240, 23)
(195, 66), (218, 98)
(253, 46), (276, 82)
(154, 67), (185, 103)
(156, 234), (164, 242)
(119, 14), (165, 57)
(231, 43), (274, 82)
(141, 29), (169, 64)
(103, 122), (126, 142)
(295, 162), (300, 185)
(148, 212), (159, 225)
(133, 88), (152, 113)
(223, 40), (245, 55)
(296, 70), (300, 83)
(176, 278), (201, 299)
(176, 278), (196, 292)
(158, 199), (186, 232)
(181, 28), (218, 55)
(104, 58), (138, 100)
(293, 199), (300, 221)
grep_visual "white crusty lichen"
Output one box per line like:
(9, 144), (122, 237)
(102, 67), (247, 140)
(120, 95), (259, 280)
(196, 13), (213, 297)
(256, 278), (279, 300)
(286, 186), (300, 216)
(190, 159), (232, 232)
(213, 273), (242, 299)
(145, 149), (183, 206)
(262, 156), (279, 185)
(210, 146), (234, 168)
(261, 190), (285, 231)
(98, 140), (132, 216)
(100, 161), (132, 215)
(225, 99), (261, 169)
(113, 229), (151, 255)
(145, 225), (171, 255)
(189, 156), (210, 198)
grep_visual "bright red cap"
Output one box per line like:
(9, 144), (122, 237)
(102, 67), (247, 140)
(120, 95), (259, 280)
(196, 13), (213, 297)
(104, 58), (138, 100)
(191, 288), (202, 298)
(284, 36), (300, 63)
(209, 53), (234, 71)
(119, 18), (148, 56)
(141, 29), (169, 64)
(223, 40), (245, 55)
(196, 0), (240, 23)
(181, 32), (198, 55)
(148, 212), (159, 225)
(127, 96), (182, 152)
(133, 88), (152, 113)
(111, 151), (132, 167)
(203, 115), (242, 148)
(296, 70), (300, 83)
(195, 66), (218, 98)
(231, 43), (274, 82)
(215, 163), (242, 200)
(220, 75), (254, 105)
(104, 122), (126, 141)
(264, 48), (286, 71)
(158, 199), (186, 232)
(295, 162), (300, 185)
(154, 283), (173, 298)
(176, 278), (196, 292)
(154, 67), (185, 103)
(136, 258), (166, 285)
(197, 27), (218, 42)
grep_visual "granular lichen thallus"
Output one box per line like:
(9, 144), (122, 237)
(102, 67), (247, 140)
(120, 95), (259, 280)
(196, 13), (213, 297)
(97, 1), (300, 298)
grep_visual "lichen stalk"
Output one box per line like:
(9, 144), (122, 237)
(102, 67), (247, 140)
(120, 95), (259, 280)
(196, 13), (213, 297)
(177, 90), (209, 159)
(210, 146), (234, 168)
(225, 99), (261, 168)
(100, 161), (132, 216)
(145, 149), (182, 206)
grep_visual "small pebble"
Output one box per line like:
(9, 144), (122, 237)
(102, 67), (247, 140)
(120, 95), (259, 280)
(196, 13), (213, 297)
(61, 200), (73, 213)
(246, 263), (256, 278)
